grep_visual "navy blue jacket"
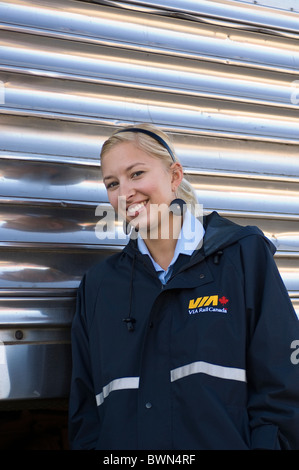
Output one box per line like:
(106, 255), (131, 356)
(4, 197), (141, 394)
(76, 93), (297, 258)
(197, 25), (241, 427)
(69, 212), (299, 450)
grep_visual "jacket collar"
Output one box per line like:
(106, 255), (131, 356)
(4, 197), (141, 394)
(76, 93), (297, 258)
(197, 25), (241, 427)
(123, 211), (276, 278)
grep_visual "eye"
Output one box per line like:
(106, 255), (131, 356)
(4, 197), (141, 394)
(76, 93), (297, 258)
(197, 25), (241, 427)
(131, 170), (144, 178)
(106, 180), (118, 190)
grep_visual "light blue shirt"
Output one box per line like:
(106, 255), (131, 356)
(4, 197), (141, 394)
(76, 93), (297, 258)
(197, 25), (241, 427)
(137, 210), (205, 285)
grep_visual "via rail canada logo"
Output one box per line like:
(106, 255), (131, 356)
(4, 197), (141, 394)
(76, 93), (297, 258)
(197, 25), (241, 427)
(188, 295), (229, 315)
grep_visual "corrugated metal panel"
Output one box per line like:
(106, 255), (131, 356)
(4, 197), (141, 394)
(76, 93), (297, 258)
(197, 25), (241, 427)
(0, 0), (298, 400)
(229, 0), (299, 14)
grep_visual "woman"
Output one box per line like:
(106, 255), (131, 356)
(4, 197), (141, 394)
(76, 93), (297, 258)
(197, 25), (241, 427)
(69, 123), (299, 450)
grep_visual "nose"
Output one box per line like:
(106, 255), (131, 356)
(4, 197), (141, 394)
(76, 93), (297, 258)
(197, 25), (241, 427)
(117, 181), (136, 218)
(118, 179), (136, 201)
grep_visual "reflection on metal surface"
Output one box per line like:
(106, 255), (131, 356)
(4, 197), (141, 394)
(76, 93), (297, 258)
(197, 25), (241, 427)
(99, 0), (299, 32)
(1, 71), (299, 142)
(0, 0), (298, 400)
(0, 341), (10, 398)
(0, 248), (113, 292)
(293, 300), (299, 320)
(0, 343), (71, 400)
(0, 297), (74, 327)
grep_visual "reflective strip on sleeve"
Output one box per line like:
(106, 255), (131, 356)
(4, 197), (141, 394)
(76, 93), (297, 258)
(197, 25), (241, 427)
(96, 376), (140, 406)
(170, 361), (247, 383)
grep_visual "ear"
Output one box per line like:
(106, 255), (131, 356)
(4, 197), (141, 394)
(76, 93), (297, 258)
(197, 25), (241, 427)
(170, 162), (184, 191)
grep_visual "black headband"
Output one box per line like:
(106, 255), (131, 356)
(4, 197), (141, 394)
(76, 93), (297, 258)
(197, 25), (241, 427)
(115, 127), (176, 162)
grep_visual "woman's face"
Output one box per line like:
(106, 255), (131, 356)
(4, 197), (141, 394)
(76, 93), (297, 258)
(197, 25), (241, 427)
(102, 141), (183, 236)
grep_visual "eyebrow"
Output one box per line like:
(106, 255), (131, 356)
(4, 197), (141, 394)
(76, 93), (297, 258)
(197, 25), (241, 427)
(103, 162), (147, 183)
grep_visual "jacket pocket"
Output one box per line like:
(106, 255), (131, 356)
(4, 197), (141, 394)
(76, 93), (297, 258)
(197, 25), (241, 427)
(251, 424), (290, 450)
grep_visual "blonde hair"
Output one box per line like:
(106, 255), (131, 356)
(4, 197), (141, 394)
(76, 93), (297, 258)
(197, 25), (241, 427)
(100, 123), (198, 212)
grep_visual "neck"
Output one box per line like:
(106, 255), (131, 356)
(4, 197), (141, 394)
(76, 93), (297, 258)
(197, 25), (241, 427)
(140, 214), (183, 271)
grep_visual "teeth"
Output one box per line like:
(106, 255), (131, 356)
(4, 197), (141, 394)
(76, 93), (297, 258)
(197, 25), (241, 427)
(127, 201), (146, 215)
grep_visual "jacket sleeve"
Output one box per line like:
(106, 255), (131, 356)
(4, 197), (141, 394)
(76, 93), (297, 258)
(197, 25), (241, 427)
(242, 234), (299, 450)
(68, 275), (100, 450)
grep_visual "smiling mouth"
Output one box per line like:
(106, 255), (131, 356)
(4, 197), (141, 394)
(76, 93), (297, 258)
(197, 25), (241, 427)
(127, 200), (148, 217)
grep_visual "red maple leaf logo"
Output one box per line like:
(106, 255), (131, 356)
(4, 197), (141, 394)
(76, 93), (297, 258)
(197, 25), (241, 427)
(219, 296), (229, 306)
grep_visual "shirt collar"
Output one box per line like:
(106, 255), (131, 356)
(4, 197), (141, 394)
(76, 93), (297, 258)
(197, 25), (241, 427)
(137, 209), (205, 273)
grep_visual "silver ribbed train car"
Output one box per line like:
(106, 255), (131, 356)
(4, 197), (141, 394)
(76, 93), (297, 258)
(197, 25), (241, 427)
(0, 0), (298, 419)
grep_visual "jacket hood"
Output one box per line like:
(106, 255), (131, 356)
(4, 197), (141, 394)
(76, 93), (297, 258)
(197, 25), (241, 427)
(202, 211), (276, 257)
